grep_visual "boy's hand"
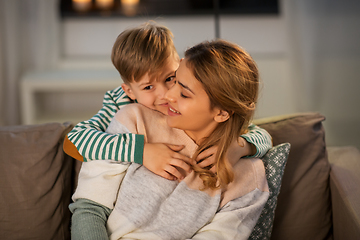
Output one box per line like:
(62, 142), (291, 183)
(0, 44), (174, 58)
(226, 137), (256, 165)
(143, 143), (195, 180)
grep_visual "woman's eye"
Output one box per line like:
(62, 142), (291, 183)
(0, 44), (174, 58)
(144, 85), (153, 90)
(180, 93), (189, 98)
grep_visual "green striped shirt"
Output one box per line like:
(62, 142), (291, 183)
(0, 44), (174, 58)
(67, 86), (272, 164)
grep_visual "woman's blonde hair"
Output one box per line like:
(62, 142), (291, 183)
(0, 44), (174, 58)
(185, 40), (259, 189)
(111, 21), (178, 84)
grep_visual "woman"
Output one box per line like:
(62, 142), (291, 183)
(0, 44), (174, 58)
(73, 40), (269, 240)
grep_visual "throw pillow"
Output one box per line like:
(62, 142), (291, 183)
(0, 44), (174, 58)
(249, 142), (291, 240)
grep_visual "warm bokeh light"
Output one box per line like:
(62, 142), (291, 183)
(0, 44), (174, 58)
(95, 0), (114, 10)
(121, 0), (139, 16)
(72, 0), (92, 12)
(121, 0), (139, 5)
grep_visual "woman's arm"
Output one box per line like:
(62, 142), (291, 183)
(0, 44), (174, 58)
(190, 189), (269, 240)
(65, 86), (145, 164)
(191, 156), (270, 240)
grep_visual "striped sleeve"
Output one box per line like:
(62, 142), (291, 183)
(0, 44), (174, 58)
(67, 86), (145, 164)
(241, 123), (273, 158)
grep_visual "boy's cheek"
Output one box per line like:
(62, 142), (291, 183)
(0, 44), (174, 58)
(156, 106), (169, 116)
(167, 81), (176, 89)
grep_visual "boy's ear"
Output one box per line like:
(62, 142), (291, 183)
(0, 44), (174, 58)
(214, 110), (230, 123)
(121, 83), (136, 100)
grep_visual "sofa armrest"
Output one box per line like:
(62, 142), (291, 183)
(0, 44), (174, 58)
(327, 146), (360, 240)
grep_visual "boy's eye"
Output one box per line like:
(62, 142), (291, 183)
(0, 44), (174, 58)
(143, 85), (153, 90)
(165, 76), (176, 88)
(165, 76), (175, 82)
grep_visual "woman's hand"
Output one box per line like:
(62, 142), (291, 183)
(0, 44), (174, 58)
(196, 137), (256, 170)
(143, 143), (195, 181)
(196, 147), (217, 172)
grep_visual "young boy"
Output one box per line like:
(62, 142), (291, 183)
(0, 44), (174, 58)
(64, 21), (272, 181)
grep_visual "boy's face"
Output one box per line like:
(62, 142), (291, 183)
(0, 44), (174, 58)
(122, 56), (179, 115)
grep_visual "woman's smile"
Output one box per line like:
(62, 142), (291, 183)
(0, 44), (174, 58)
(164, 59), (222, 143)
(167, 104), (181, 116)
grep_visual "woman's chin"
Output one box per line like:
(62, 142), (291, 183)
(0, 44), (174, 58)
(166, 118), (177, 128)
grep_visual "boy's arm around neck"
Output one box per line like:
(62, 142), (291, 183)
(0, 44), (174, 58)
(241, 123), (273, 158)
(65, 86), (145, 164)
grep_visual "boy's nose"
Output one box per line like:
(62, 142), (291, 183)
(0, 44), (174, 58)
(165, 85), (176, 102)
(157, 84), (168, 98)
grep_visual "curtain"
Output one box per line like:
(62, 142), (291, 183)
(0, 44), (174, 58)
(0, 0), (60, 125)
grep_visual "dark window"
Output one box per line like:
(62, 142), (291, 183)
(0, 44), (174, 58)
(60, 0), (279, 18)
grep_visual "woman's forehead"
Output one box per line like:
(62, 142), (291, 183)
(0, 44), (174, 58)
(177, 60), (206, 95)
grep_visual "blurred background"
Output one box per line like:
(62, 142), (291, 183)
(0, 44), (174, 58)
(0, 0), (359, 149)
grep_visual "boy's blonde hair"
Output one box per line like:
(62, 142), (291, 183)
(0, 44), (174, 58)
(186, 40), (259, 189)
(111, 21), (178, 84)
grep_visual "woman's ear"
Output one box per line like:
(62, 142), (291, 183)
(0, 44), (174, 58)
(121, 83), (136, 100)
(214, 110), (230, 123)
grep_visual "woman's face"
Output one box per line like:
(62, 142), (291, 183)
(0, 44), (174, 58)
(165, 59), (222, 143)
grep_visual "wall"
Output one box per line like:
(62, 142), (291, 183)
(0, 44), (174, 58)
(282, 0), (360, 149)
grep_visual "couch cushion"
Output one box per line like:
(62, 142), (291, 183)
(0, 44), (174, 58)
(249, 142), (291, 240)
(0, 122), (74, 240)
(254, 112), (332, 240)
(327, 146), (360, 240)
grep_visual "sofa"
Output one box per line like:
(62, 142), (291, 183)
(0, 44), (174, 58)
(0, 112), (359, 240)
